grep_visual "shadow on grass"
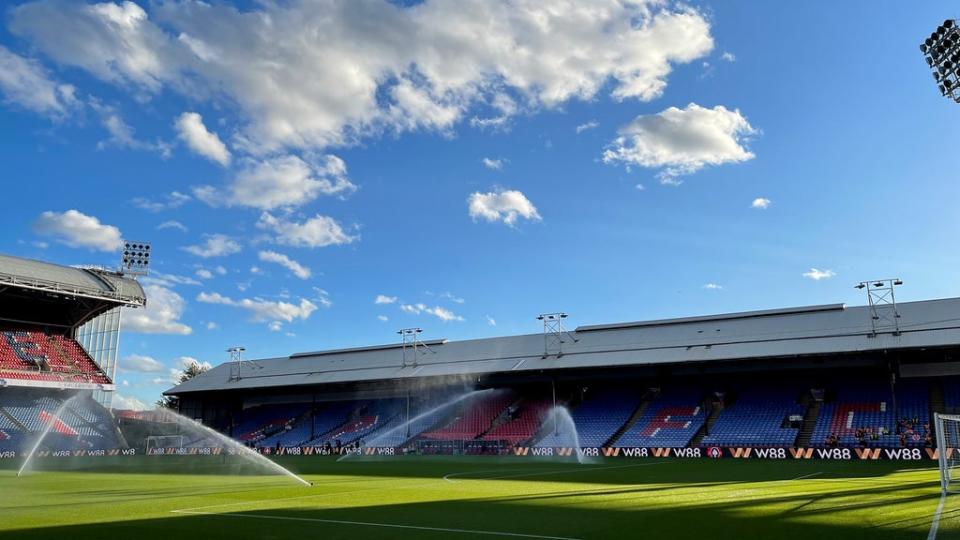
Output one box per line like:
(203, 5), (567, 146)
(0, 482), (953, 540)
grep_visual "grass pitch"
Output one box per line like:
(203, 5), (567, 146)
(1, 456), (958, 539)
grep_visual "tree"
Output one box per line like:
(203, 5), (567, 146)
(156, 361), (209, 409)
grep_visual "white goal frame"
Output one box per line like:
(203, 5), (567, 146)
(935, 412), (960, 494)
(146, 435), (185, 452)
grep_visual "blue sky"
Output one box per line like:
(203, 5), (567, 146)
(1, 1), (958, 408)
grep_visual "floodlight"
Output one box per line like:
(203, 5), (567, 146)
(121, 240), (152, 275)
(855, 283), (866, 290)
(894, 279), (903, 286)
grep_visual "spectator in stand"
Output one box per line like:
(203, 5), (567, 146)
(899, 433), (908, 447)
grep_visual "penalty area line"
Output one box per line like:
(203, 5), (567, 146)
(171, 509), (583, 540)
(928, 491), (947, 540)
(790, 471), (823, 481)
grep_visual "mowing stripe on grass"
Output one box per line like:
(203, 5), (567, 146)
(173, 478), (441, 512)
(171, 509), (583, 540)
(927, 491), (947, 540)
(443, 461), (672, 483)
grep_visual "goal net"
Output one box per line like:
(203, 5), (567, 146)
(935, 413), (960, 493)
(146, 435), (185, 452)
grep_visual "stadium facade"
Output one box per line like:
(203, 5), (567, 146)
(165, 296), (960, 455)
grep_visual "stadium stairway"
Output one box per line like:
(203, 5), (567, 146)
(689, 395), (726, 447)
(476, 397), (523, 439)
(795, 394), (821, 447)
(0, 407), (27, 433)
(604, 391), (651, 447)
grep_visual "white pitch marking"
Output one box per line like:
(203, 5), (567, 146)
(790, 471), (823, 481)
(171, 509), (583, 540)
(928, 491), (947, 540)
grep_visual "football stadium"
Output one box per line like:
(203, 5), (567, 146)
(3, 253), (960, 539)
(4, 2), (960, 540)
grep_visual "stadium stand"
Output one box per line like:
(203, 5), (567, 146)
(421, 391), (515, 441)
(811, 379), (930, 448)
(0, 390), (119, 451)
(536, 388), (641, 448)
(483, 398), (551, 445)
(700, 386), (805, 447)
(614, 387), (705, 448)
(0, 325), (111, 385)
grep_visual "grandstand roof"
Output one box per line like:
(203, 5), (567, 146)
(0, 254), (145, 307)
(167, 297), (960, 395)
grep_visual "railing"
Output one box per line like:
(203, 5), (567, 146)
(0, 271), (145, 306)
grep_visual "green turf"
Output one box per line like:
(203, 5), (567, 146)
(1, 456), (959, 539)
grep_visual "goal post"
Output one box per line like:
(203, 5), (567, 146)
(146, 435), (185, 452)
(935, 413), (960, 494)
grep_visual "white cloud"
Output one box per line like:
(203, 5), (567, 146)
(157, 220), (188, 232)
(174, 111), (230, 166)
(721, 51), (736, 62)
(426, 306), (464, 322)
(635, 184), (646, 191)
(377, 315), (389, 322)
(468, 189), (541, 226)
(141, 272), (201, 288)
(182, 233), (241, 258)
(197, 291), (317, 326)
(194, 154), (355, 210)
(603, 103), (757, 183)
(440, 292), (465, 304)
(575, 121), (599, 134)
(90, 100), (171, 157)
(375, 295), (398, 305)
(195, 268), (213, 279)
(313, 287), (333, 308)
(119, 354), (164, 373)
(258, 250), (311, 280)
(400, 303), (464, 322)
(803, 268), (836, 281)
(9, 0), (713, 153)
(486, 315), (497, 326)
(123, 284), (192, 335)
(0, 45), (77, 118)
(256, 212), (357, 248)
(33, 209), (123, 251)
(132, 191), (190, 212)
(205, 321), (218, 330)
(112, 393), (150, 411)
(751, 197), (771, 209)
(482, 157), (505, 170)
(702, 283), (723, 290)
(175, 356), (212, 371)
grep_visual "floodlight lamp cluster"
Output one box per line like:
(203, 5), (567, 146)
(537, 313), (568, 321)
(921, 19), (960, 102)
(855, 279), (903, 290)
(121, 241), (151, 274)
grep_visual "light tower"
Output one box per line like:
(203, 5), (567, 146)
(227, 346), (247, 381)
(855, 279), (904, 337)
(398, 328), (435, 367)
(537, 312), (578, 359)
